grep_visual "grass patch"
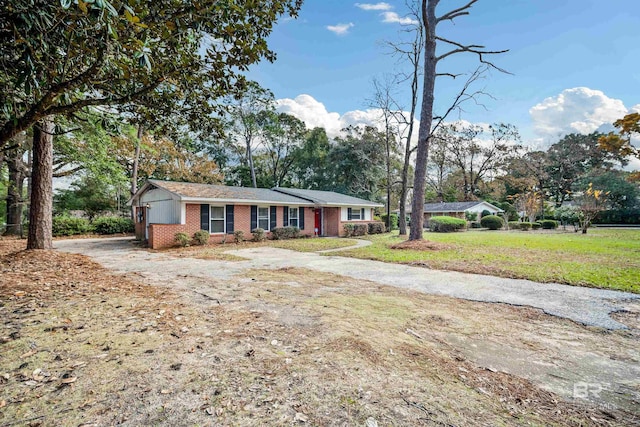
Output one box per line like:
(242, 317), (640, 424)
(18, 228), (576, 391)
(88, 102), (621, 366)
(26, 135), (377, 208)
(337, 229), (640, 293)
(269, 237), (358, 252)
(164, 237), (358, 258)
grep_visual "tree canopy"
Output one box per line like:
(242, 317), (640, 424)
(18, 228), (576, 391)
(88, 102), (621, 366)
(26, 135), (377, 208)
(0, 0), (302, 147)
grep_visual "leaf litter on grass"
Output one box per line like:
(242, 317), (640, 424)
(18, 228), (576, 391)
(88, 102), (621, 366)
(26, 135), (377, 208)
(1, 237), (638, 426)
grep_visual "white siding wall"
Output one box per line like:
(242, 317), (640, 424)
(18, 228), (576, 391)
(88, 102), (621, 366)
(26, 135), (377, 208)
(467, 203), (499, 215)
(340, 207), (372, 221)
(140, 188), (181, 224)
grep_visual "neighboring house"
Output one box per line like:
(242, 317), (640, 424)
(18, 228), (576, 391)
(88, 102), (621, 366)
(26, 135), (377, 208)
(128, 180), (383, 249)
(419, 201), (504, 226)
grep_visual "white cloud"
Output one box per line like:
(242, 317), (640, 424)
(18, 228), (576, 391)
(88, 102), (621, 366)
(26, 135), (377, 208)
(275, 95), (383, 137)
(355, 2), (393, 11)
(381, 11), (418, 25)
(326, 22), (354, 36)
(275, 94), (418, 140)
(630, 104), (640, 114)
(529, 87), (628, 143)
(276, 95), (343, 136)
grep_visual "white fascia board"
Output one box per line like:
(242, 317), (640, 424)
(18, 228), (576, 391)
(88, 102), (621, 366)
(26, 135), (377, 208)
(479, 201), (504, 213)
(180, 202), (187, 224)
(318, 202), (384, 208)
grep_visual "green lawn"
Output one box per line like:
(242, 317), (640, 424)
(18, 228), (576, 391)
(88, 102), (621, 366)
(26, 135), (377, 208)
(336, 229), (640, 293)
(269, 237), (358, 252)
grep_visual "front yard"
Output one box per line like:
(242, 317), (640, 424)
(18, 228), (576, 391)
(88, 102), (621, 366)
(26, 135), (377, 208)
(2, 237), (638, 425)
(335, 229), (640, 293)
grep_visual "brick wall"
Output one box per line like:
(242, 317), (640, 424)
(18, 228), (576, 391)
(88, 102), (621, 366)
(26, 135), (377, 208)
(300, 206), (314, 236)
(148, 203), (314, 249)
(323, 207), (340, 236)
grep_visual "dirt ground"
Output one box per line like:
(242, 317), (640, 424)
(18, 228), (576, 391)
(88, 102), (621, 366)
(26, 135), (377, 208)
(1, 238), (639, 426)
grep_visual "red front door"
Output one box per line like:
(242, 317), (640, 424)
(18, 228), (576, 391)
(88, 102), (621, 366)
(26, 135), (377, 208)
(314, 208), (322, 236)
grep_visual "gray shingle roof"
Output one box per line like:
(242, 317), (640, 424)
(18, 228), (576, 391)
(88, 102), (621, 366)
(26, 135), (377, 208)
(423, 201), (502, 213)
(273, 188), (383, 207)
(147, 180), (313, 205)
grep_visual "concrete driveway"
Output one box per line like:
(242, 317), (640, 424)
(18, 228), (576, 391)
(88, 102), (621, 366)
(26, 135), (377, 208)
(54, 237), (640, 330)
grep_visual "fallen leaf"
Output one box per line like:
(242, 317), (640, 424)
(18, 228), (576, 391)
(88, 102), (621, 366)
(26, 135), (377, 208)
(20, 350), (36, 359)
(70, 361), (87, 369)
(61, 376), (77, 384)
(295, 412), (309, 422)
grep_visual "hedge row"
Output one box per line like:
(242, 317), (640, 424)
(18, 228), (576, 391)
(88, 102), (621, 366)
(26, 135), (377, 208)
(52, 216), (92, 236)
(271, 226), (301, 240)
(343, 221), (386, 237)
(480, 215), (503, 230)
(508, 220), (558, 231)
(52, 215), (134, 237)
(174, 230), (211, 247)
(429, 216), (466, 232)
(92, 216), (135, 234)
(380, 213), (399, 231)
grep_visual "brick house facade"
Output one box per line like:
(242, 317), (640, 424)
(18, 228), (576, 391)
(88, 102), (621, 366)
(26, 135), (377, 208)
(130, 180), (382, 249)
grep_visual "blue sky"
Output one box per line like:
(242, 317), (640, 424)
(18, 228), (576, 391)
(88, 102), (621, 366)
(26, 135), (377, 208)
(248, 0), (640, 147)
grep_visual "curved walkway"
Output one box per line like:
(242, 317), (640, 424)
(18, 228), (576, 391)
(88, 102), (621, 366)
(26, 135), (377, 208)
(54, 237), (639, 330)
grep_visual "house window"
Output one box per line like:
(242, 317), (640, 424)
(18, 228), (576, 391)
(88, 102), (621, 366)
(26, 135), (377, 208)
(350, 208), (362, 220)
(258, 207), (270, 230)
(288, 207), (299, 227)
(210, 206), (225, 233)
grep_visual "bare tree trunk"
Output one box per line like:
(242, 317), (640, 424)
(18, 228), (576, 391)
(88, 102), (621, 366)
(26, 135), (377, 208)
(385, 129), (391, 231)
(130, 124), (142, 219)
(27, 118), (54, 250)
(398, 72), (419, 236)
(4, 144), (27, 235)
(5, 167), (25, 235)
(4, 133), (29, 236)
(407, 0), (508, 240)
(247, 141), (257, 188)
(409, 1), (437, 241)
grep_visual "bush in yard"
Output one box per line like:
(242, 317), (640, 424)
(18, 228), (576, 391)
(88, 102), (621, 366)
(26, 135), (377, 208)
(233, 230), (245, 243)
(251, 228), (267, 242)
(481, 209), (492, 218)
(469, 221), (482, 229)
(353, 223), (368, 236)
(380, 214), (398, 231)
(540, 219), (558, 229)
(92, 216), (134, 234)
(367, 221), (386, 234)
(430, 216), (466, 232)
(271, 226), (301, 240)
(343, 223), (368, 237)
(480, 215), (503, 230)
(508, 221), (521, 230)
(519, 222), (532, 231)
(174, 232), (190, 247)
(52, 215), (91, 236)
(465, 211), (478, 221)
(532, 222), (542, 230)
(343, 223), (355, 237)
(192, 230), (210, 245)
